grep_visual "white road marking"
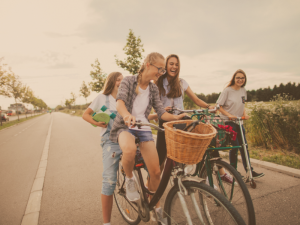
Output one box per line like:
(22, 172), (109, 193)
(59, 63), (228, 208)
(21, 118), (53, 225)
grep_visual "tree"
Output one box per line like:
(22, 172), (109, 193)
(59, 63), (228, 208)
(80, 81), (91, 104)
(22, 86), (34, 118)
(65, 99), (72, 109)
(70, 92), (76, 107)
(89, 59), (107, 93)
(115, 29), (145, 75)
(3, 73), (25, 121)
(0, 58), (9, 96)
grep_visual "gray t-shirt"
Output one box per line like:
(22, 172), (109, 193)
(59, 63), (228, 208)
(216, 87), (247, 121)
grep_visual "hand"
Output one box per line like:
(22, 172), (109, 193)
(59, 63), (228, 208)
(208, 105), (215, 110)
(176, 113), (188, 120)
(124, 114), (136, 127)
(243, 115), (250, 120)
(96, 121), (108, 128)
(228, 115), (237, 120)
(165, 106), (172, 112)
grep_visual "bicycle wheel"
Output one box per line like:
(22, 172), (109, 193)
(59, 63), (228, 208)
(164, 181), (246, 225)
(199, 159), (255, 225)
(113, 161), (141, 225)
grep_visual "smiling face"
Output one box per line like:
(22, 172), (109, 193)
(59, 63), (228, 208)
(114, 74), (123, 91)
(147, 58), (166, 82)
(234, 72), (246, 87)
(166, 57), (179, 78)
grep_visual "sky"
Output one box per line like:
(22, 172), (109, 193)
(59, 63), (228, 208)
(0, 0), (300, 109)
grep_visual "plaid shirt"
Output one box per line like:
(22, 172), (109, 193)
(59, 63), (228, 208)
(109, 74), (166, 143)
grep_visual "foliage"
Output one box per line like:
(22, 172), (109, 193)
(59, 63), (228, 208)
(89, 58), (107, 93)
(246, 94), (300, 153)
(70, 92), (76, 106)
(65, 99), (72, 109)
(115, 29), (144, 75)
(79, 81), (90, 103)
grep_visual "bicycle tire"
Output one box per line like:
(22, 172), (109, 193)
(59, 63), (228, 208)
(199, 159), (256, 225)
(164, 181), (246, 225)
(113, 161), (141, 225)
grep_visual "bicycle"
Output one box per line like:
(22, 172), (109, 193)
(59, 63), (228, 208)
(113, 121), (246, 225)
(166, 107), (256, 225)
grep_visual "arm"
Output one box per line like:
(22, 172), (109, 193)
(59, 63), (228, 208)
(82, 108), (107, 128)
(148, 113), (158, 120)
(185, 87), (214, 109)
(116, 99), (136, 126)
(161, 112), (187, 121)
(218, 106), (237, 120)
(242, 109), (249, 120)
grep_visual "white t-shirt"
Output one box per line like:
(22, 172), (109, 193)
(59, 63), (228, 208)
(130, 86), (151, 131)
(89, 93), (116, 136)
(160, 78), (189, 114)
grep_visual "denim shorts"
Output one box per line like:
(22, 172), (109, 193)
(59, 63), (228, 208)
(127, 129), (154, 143)
(100, 133), (122, 196)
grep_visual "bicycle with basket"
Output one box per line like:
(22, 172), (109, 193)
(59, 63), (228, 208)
(113, 120), (246, 225)
(167, 106), (256, 225)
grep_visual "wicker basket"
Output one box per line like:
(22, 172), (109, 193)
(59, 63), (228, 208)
(163, 120), (217, 164)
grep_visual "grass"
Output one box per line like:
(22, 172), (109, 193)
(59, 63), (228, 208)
(0, 114), (45, 131)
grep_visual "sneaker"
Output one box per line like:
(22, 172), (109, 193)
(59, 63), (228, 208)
(220, 173), (233, 184)
(151, 208), (167, 225)
(125, 177), (140, 202)
(206, 177), (219, 190)
(252, 171), (265, 179)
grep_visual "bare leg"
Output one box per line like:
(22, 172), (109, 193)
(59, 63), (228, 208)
(118, 131), (136, 178)
(102, 194), (113, 223)
(140, 141), (161, 207)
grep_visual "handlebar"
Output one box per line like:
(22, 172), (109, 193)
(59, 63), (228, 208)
(168, 105), (219, 114)
(126, 120), (165, 132)
(229, 117), (246, 121)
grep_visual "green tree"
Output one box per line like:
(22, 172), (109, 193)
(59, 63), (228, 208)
(0, 59), (9, 96)
(65, 99), (72, 109)
(21, 86), (34, 118)
(80, 81), (91, 104)
(115, 29), (145, 75)
(89, 59), (107, 93)
(3, 73), (25, 121)
(70, 92), (76, 107)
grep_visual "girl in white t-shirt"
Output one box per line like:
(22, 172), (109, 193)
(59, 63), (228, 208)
(82, 72), (123, 225)
(217, 69), (264, 179)
(155, 54), (214, 166)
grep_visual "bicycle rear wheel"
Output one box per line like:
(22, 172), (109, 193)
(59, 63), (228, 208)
(199, 159), (255, 225)
(113, 161), (141, 225)
(164, 181), (246, 225)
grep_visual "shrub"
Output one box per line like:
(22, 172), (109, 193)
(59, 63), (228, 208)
(246, 94), (300, 153)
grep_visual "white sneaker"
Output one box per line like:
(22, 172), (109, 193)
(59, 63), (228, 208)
(125, 177), (140, 202)
(151, 208), (167, 225)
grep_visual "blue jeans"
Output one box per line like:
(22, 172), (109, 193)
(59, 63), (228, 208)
(127, 129), (154, 143)
(225, 122), (252, 172)
(100, 133), (122, 196)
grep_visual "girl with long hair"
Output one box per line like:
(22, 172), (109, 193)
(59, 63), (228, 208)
(82, 72), (123, 225)
(217, 69), (264, 178)
(109, 52), (187, 222)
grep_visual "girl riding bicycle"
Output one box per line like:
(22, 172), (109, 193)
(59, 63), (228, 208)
(109, 52), (187, 221)
(217, 69), (264, 179)
(82, 72), (123, 225)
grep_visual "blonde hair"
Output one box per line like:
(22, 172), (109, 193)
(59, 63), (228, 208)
(227, 69), (247, 88)
(102, 72), (122, 95)
(156, 54), (182, 98)
(135, 52), (165, 94)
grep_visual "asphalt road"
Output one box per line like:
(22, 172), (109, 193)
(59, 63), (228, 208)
(0, 112), (299, 225)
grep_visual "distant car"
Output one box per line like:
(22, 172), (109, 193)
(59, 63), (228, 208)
(1, 113), (9, 122)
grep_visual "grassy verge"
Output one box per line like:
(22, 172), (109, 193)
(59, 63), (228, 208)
(0, 114), (45, 131)
(249, 145), (300, 169)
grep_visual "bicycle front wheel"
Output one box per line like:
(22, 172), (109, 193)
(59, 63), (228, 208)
(164, 181), (246, 225)
(199, 159), (255, 225)
(113, 161), (141, 225)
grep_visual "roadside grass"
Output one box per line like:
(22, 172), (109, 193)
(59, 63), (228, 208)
(0, 114), (45, 131)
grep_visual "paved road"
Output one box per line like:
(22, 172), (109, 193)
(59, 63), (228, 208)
(0, 112), (299, 224)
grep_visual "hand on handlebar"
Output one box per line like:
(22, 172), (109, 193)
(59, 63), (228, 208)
(175, 113), (188, 120)
(124, 114), (136, 128)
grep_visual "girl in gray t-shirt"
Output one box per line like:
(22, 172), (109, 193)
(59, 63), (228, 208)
(217, 69), (264, 179)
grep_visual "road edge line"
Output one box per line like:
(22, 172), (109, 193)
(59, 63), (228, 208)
(21, 118), (53, 225)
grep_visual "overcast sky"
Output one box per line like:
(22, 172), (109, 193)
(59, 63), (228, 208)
(1, 0), (299, 109)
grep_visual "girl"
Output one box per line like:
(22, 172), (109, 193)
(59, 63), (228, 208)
(109, 52), (186, 222)
(217, 69), (264, 179)
(82, 72), (123, 225)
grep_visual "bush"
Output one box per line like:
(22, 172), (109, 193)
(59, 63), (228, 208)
(246, 94), (300, 153)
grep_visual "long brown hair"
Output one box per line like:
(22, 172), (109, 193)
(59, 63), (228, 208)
(102, 72), (122, 95)
(227, 69), (247, 88)
(156, 54), (182, 98)
(135, 52), (165, 94)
